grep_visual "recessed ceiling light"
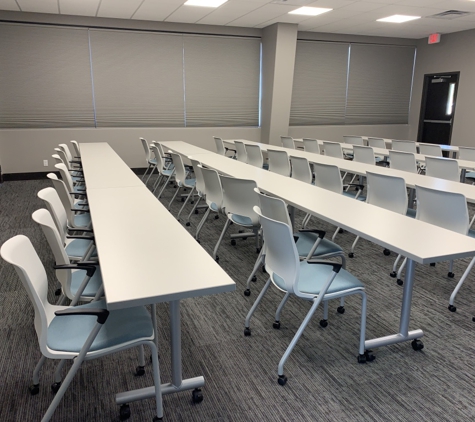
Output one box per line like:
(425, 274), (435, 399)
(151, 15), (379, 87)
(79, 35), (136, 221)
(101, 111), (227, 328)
(289, 7), (332, 16)
(377, 15), (421, 23)
(184, 0), (228, 7)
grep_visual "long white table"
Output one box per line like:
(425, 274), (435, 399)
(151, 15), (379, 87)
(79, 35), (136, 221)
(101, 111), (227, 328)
(80, 142), (235, 405)
(162, 141), (475, 352)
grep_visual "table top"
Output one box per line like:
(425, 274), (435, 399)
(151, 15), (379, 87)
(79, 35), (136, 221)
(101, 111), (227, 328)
(167, 141), (475, 265)
(81, 143), (235, 310)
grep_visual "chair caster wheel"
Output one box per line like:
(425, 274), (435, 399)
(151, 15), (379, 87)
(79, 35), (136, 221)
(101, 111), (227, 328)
(55, 288), (62, 296)
(448, 272), (455, 278)
(357, 354), (367, 363)
(251, 275), (257, 282)
(119, 404), (131, 421)
(195, 209), (199, 214)
(358, 350), (375, 363)
(191, 200), (194, 204)
(214, 215), (219, 220)
(273, 321), (280, 329)
(192, 388), (203, 404)
(448, 304), (457, 312)
(215, 255), (219, 262)
(277, 375), (287, 386)
(390, 271), (396, 278)
(244, 327), (251, 336)
(337, 306), (345, 314)
(51, 382), (61, 393)
(319, 319), (328, 328)
(472, 316), (475, 322)
(383, 249), (390, 256)
(397, 279), (403, 286)
(153, 417), (163, 421)
(244, 289), (251, 297)
(196, 239), (201, 244)
(262, 265), (266, 273)
(256, 247), (261, 253)
(29, 384), (40, 395)
(242, 237), (248, 241)
(411, 339), (424, 351)
(430, 263), (436, 267)
(239, 230), (244, 233)
(348, 253), (354, 258)
(181, 197), (185, 202)
(338, 228), (344, 234)
(135, 366), (145, 376)
(231, 239), (236, 246)
(186, 222), (190, 226)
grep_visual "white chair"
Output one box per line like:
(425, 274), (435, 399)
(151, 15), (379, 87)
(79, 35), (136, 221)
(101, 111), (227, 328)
(55, 163), (86, 197)
(54, 148), (83, 184)
(302, 138), (320, 155)
(150, 144), (175, 198)
(0, 235), (163, 422)
(353, 145), (376, 165)
(184, 158), (208, 227)
(244, 206), (371, 385)
(245, 144), (268, 170)
(281, 136), (295, 149)
(234, 140), (248, 163)
(70, 140), (81, 159)
(168, 152), (196, 220)
(389, 150), (418, 173)
(343, 135), (364, 146)
(323, 141), (345, 159)
(392, 140), (417, 153)
(290, 156), (312, 184)
(367, 137), (387, 149)
(267, 149), (291, 177)
(425, 156), (460, 182)
(419, 143), (443, 157)
(140, 137), (156, 184)
(214, 136), (235, 158)
(459, 146), (475, 183)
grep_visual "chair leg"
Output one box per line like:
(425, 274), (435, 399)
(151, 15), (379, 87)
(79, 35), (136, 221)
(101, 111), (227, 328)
(449, 256), (475, 308)
(350, 235), (360, 257)
(195, 208), (211, 240)
(245, 248), (265, 294)
(168, 186), (181, 210)
(186, 196), (202, 224)
(274, 292), (291, 326)
(177, 186), (195, 221)
(141, 164), (152, 181)
(149, 341), (164, 420)
(213, 219), (231, 260)
(157, 174), (174, 199)
(356, 291), (368, 357)
(145, 164), (157, 187)
(331, 226), (340, 241)
(152, 174), (164, 194)
(244, 278), (272, 331)
(32, 355), (47, 386)
(53, 359), (67, 385)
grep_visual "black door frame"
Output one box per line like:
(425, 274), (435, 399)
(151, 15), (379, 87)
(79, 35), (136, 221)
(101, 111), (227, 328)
(417, 71), (460, 145)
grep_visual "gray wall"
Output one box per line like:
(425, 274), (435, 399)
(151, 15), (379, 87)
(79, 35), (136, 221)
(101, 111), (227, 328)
(409, 28), (475, 147)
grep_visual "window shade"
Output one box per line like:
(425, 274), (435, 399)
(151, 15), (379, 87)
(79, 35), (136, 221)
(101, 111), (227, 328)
(89, 29), (185, 127)
(183, 35), (260, 127)
(346, 44), (415, 125)
(0, 23), (95, 128)
(290, 40), (349, 126)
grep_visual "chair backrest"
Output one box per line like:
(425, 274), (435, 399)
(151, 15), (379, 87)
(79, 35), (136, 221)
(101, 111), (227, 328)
(458, 146), (475, 162)
(419, 143), (442, 157)
(189, 158), (205, 196)
(47, 173), (75, 223)
(322, 141), (344, 159)
(70, 140), (81, 158)
(290, 156), (312, 184)
(37, 187), (67, 244)
(234, 141), (248, 163)
(52, 154), (63, 166)
(367, 137), (386, 149)
(343, 135), (364, 146)
(245, 144), (264, 168)
(389, 150), (418, 173)
(267, 149), (291, 177)
(0, 235), (52, 353)
(169, 152), (187, 186)
(253, 206), (299, 294)
(353, 145), (375, 165)
(59, 144), (74, 163)
(312, 162), (343, 194)
(199, 165), (223, 209)
(255, 189), (292, 228)
(303, 138), (320, 154)
(220, 175), (259, 225)
(214, 137), (226, 156)
(415, 185), (469, 235)
(150, 144), (169, 173)
(425, 156), (460, 182)
(281, 136), (295, 149)
(54, 148), (71, 170)
(140, 137), (151, 163)
(55, 163), (75, 192)
(365, 172), (408, 215)
(392, 140), (417, 153)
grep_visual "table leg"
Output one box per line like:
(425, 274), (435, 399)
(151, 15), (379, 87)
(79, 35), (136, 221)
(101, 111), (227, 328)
(365, 259), (424, 349)
(116, 300), (205, 405)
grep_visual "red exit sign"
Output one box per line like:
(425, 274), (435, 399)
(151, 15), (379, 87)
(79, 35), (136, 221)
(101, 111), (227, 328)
(428, 33), (441, 44)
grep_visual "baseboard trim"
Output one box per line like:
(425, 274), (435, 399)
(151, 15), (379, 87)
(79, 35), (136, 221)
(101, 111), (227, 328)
(2, 171), (59, 182)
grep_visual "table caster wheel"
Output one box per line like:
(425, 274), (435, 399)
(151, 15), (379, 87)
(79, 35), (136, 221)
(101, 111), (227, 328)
(348, 253), (354, 258)
(29, 384), (40, 396)
(411, 339), (424, 351)
(397, 279), (403, 286)
(273, 321), (280, 329)
(251, 275), (257, 282)
(337, 306), (345, 314)
(278, 375), (287, 386)
(192, 388), (203, 404)
(244, 289), (251, 297)
(244, 327), (251, 336)
(231, 239), (236, 246)
(319, 319), (328, 328)
(195, 209), (199, 214)
(135, 366), (145, 376)
(186, 222), (190, 226)
(383, 249), (391, 256)
(214, 215), (219, 220)
(51, 382), (61, 393)
(119, 404), (131, 421)
(448, 272), (455, 278)
(390, 271), (396, 278)
(448, 304), (456, 312)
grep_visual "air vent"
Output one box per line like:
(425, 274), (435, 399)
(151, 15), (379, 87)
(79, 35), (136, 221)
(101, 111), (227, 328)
(428, 10), (471, 20)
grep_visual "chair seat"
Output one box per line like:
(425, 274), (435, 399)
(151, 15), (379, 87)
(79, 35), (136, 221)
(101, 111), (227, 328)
(343, 191), (366, 201)
(272, 261), (364, 295)
(47, 301), (153, 353)
(73, 213), (91, 227)
(230, 213), (254, 226)
(406, 208), (417, 218)
(183, 178), (196, 188)
(65, 239), (97, 259)
(468, 229), (475, 238)
(73, 201), (88, 211)
(162, 168), (174, 177)
(465, 171), (475, 179)
(295, 232), (343, 257)
(149, 158), (157, 165)
(71, 269), (103, 298)
(209, 202), (220, 212)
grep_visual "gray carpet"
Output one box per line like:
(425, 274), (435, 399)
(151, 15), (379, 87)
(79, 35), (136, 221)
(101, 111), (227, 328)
(1, 176), (475, 422)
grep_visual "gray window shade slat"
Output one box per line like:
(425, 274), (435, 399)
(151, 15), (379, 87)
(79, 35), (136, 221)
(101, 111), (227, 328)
(89, 29), (185, 127)
(183, 35), (260, 127)
(346, 44), (415, 125)
(290, 41), (349, 126)
(0, 23), (95, 128)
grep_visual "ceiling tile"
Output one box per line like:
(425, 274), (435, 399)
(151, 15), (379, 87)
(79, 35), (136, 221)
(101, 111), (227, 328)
(133, 0), (183, 21)
(0, 0), (20, 11)
(198, 1), (269, 25)
(166, 3), (219, 24)
(228, 3), (296, 26)
(16, 0), (59, 14)
(97, 0), (144, 19)
(60, 0), (99, 17)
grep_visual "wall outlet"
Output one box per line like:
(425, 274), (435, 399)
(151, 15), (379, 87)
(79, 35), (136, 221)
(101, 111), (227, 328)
(43, 160), (48, 167)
